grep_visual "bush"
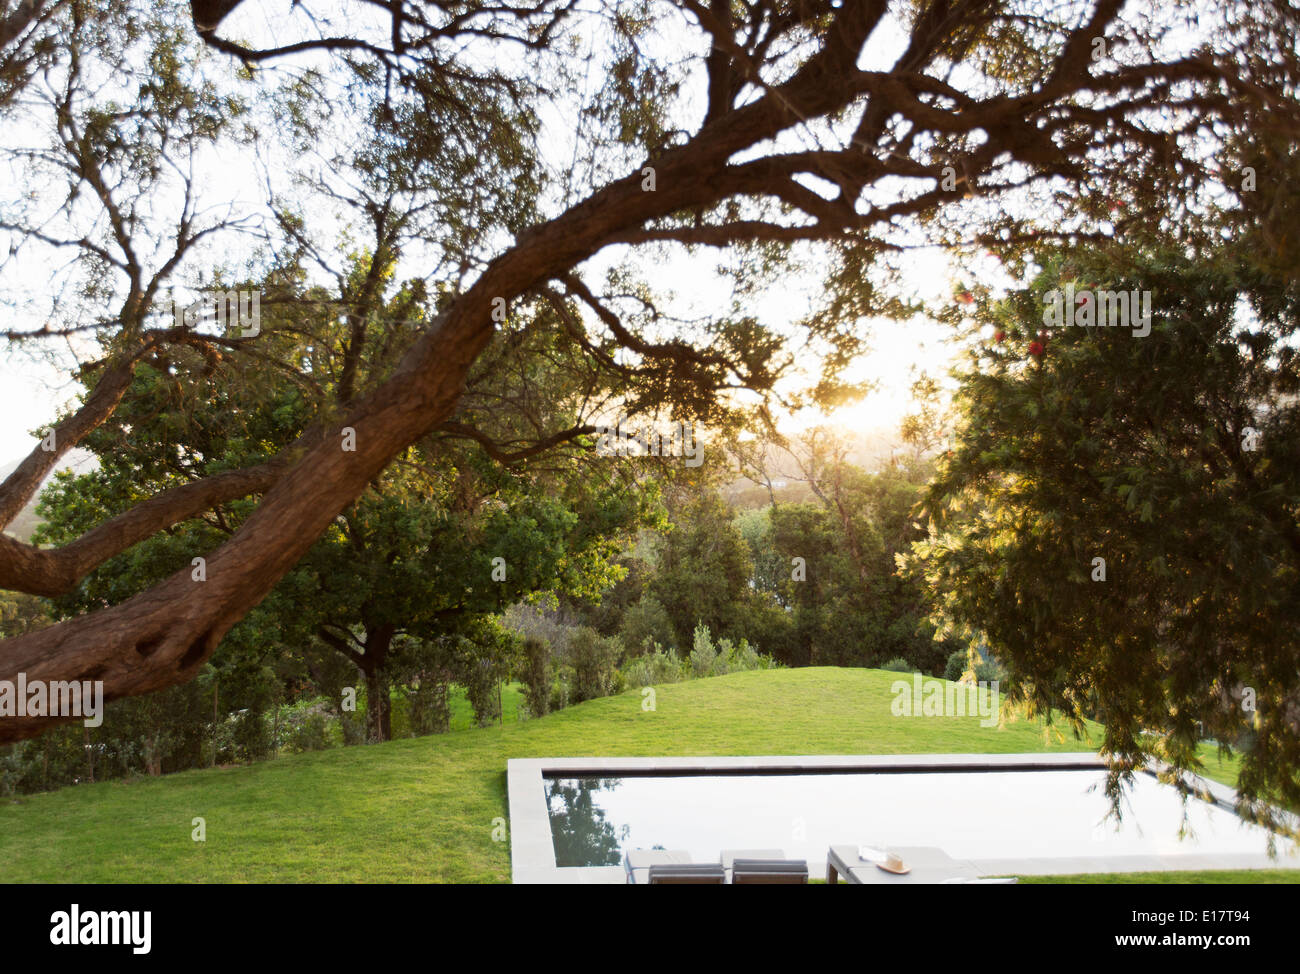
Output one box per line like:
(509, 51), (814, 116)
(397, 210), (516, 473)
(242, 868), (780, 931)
(565, 627), (624, 703)
(880, 657), (913, 673)
(339, 705), (367, 745)
(282, 702), (332, 753)
(621, 646), (685, 687)
(519, 636), (553, 718)
(231, 708), (274, 762)
(742, 600), (800, 666)
(718, 636), (771, 674)
(406, 678), (450, 736)
(689, 622), (718, 677)
(464, 659), (503, 727)
(549, 679), (570, 714)
(619, 594), (676, 655)
(944, 649), (969, 682)
(452, 618), (520, 727)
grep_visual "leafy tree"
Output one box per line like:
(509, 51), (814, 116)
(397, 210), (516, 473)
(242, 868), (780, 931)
(36, 250), (660, 741)
(906, 242), (1300, 836)
(737, 429), (946, 670)
(4, 0), (1300, 739)
(648, 489), (755, 650)
(617, 593), (676, 655)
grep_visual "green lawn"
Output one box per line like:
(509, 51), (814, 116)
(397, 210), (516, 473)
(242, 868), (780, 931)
(0, 667), (1293, 883)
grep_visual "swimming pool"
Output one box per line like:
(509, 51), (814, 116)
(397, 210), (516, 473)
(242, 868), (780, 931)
(507, 754), (1299, 883)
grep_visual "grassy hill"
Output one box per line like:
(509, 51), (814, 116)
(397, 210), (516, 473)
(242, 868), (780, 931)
(0, 667), (1292, 883)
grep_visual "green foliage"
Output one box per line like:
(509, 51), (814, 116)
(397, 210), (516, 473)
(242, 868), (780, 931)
(755, 458), (952, 671)
(519, 636), (553, 719)
(945, 649), (970, 683)
(31, 251), (660, 746)
(405, 680), (451, 737)
(562, 627), (624, 705)
(0, 591), (53, 637)
(974, 659), (1007, 687)
(617, 593), (675, 655)
(688, 621), (718, 677)
(278, 700), (333, 754)
(734, 507), (788, 595)
(620, 647), (685, 688)
(452, 619), (520, 728)
(686, 622), (774, 678)
(906, 242), (1300, 833)
(880, 657), (913, 673)
(648, 492), (755, 649)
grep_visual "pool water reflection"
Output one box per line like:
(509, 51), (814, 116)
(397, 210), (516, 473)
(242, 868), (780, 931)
(544, 769), (1293, 868)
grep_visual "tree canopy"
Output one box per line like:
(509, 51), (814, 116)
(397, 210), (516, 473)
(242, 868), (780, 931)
(906, 233), (1300, 833)
(2, 0), (1300, 748)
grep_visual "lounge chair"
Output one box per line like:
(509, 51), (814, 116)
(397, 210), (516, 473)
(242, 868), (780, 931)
(627, 849), (719, 884)
(647, 863), (727, 884)
(730, 858), (809, 884)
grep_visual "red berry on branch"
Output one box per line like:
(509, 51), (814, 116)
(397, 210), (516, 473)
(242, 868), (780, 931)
(1029, 341), (1044, 357)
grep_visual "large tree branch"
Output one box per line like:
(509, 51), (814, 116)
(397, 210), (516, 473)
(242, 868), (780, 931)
(0, 355), (139, 529)
(434, 421), (595, 465)
(0, 460), (283, 596)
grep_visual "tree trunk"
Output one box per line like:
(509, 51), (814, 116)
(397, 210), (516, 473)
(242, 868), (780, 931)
(211, 677), (218, 767)
(364, 668), (391, 743)
(145, 731), (162, 776)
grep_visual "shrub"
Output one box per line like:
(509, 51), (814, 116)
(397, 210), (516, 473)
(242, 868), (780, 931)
(519, 636), (553, 718)
(339, 706), (366, 745)
(283, 705), (331, 753)
(231, 708), (274, 762)
(619, 594), (676, 655)
(566, 627), (623, 703)
(718, 636), (770, 674)
(880, 657), (913, 673)
(406, 678), (450, 736)
(944, 649), (969, 682)
(742, 601), (800, 666)
(464, 659), (503, 727)
(688, 622), (717, 677)
(452, 618), (520, 727)
(549, 679), (570, 714)
(621, 646), (685, 687)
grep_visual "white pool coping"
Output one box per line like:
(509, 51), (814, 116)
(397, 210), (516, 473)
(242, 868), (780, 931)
(507, 752), (1297, 884)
